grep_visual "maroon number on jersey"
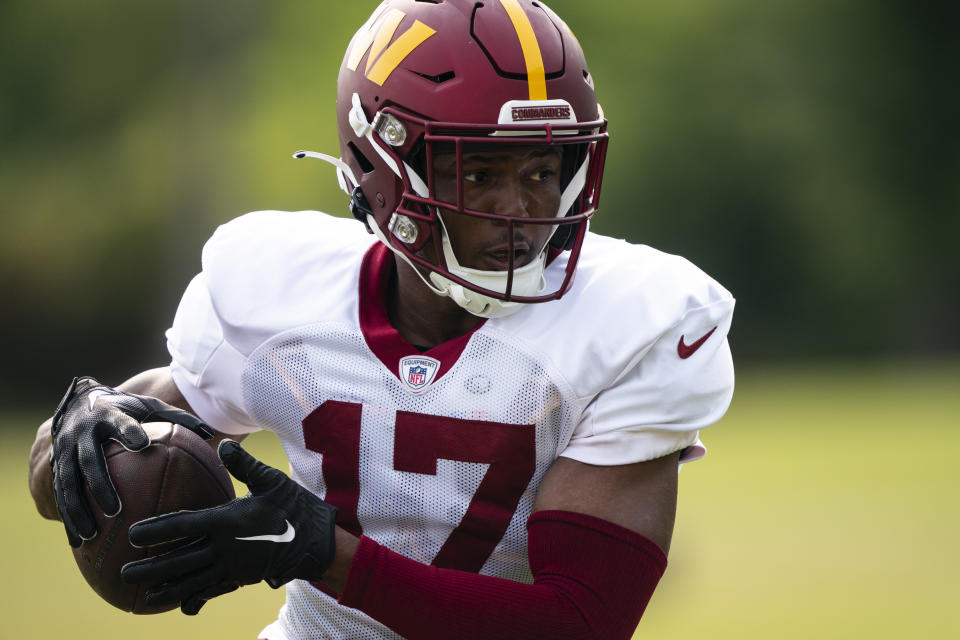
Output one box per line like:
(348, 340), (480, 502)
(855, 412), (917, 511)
(303, 400), (535, 573)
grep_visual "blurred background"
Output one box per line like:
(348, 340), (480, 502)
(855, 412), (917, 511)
(2, 0), (957, 638)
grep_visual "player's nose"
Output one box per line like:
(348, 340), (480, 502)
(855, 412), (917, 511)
(488, 176), (531, 219)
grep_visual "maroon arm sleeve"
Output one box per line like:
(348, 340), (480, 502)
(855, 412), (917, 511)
(337, 509), (668, 640)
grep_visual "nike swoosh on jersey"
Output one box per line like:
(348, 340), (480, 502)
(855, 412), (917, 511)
(236, 520), (296, 543)
(677, 326), (718, 359)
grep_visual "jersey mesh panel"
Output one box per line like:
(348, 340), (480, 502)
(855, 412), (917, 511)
(241, 325), (577, 639)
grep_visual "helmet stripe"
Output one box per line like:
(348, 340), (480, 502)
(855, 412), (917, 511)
(346, 30), (374, 72)
(498, 0), (547, 100)
(366, 20), (437, 86)
(345, 2), (392, 71)
(366, 10), (406, 74)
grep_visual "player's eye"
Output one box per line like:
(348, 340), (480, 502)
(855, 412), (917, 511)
(463, 171), (488, 184)
(529, 168), (556, 183)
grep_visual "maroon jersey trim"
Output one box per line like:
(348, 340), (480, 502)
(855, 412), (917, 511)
(358, 242), (485, 384)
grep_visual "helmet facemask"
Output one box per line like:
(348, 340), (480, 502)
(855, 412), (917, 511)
(367, 105), (608, 317)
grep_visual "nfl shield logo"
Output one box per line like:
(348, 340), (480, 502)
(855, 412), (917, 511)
(399, 356), (441, 393)
(408, 366), (427, 386)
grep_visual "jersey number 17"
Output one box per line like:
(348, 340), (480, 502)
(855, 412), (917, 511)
(303, 400), (536, 573)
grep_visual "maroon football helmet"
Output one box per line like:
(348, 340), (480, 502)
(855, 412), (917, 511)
(320, 0), (608, 317)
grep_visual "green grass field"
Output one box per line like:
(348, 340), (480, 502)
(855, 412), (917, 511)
(3, 361), (958, 639)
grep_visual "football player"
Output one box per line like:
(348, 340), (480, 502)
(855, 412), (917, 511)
(28, 1), (735, 638)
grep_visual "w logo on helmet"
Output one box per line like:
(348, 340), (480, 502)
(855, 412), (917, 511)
(346, 8), (436, 86)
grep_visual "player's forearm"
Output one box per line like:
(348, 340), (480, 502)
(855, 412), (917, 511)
(29, 417), (58, 520)
(337, 510), (667, 640)
(315, 527), (361, 593)
(115, 367), (188, 403)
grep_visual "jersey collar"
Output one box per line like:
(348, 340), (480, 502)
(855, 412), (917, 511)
(358, 243), (485, 387)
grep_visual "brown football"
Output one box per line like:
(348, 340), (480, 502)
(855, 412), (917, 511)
(71, 422), (235, 614)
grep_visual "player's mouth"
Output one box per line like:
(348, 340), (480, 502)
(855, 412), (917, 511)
(481, 240), (533, 270)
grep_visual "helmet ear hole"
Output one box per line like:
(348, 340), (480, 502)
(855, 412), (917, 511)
(348, 142), (375, 174)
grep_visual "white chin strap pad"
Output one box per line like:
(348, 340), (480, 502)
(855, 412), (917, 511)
(369, 212), (529, 319)
(428, 274), (526, 319)
(427, 220), (547, 319)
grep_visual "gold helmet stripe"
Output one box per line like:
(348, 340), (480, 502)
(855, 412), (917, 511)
(498, 0), (547, 100)
(366, 9), (406, 74)
(366, 20), (436, 86)
(347, 8), (436, 87)
(345, 2), (391, 72)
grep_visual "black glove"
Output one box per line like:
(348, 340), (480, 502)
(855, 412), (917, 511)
(120, 440), (338, 615)
(50, 376), (214, 547)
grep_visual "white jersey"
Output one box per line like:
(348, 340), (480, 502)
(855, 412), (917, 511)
(166, 210), (735, 640)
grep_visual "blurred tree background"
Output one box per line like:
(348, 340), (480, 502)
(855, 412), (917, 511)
(1, 0), (957, 407)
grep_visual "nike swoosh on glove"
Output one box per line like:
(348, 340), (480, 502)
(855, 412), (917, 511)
(50, 376), (214, 547)
(120, 440), (338, 615)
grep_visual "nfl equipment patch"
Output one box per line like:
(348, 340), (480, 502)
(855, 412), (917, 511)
(399, 355), (440, 393)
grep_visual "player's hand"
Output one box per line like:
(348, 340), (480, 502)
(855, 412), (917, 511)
(120, 440), (338, 615)
(50, 376), (214, 547)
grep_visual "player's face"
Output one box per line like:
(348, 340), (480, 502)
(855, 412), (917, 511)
(431, 146), (563, 271)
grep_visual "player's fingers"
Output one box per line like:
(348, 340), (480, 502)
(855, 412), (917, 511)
(180, 595), (206, 616)
(159, 412), (214, 440)
(121, 538), (214, 585)
(219, 440), (283, 491)
(54, 453), (98, 545)
(113, 415), (150, 452)
(52, 463), (86, 547)
(143, 565), (221, 608)
(180, 582), (239, 615)
(77, 420), (125, 516)
(218, 440), (254, 483)
(61, 520), (82, 548)
(127, 395), (214, 440)
(128, 503), (234, 547)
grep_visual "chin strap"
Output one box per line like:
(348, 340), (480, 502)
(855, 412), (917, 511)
(427, 215), (547, 318)
(367, 212), (543, 320)
(366, 213), (450, 298)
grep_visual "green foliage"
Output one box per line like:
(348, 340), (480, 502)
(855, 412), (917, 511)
(1, 1), (958, 403)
